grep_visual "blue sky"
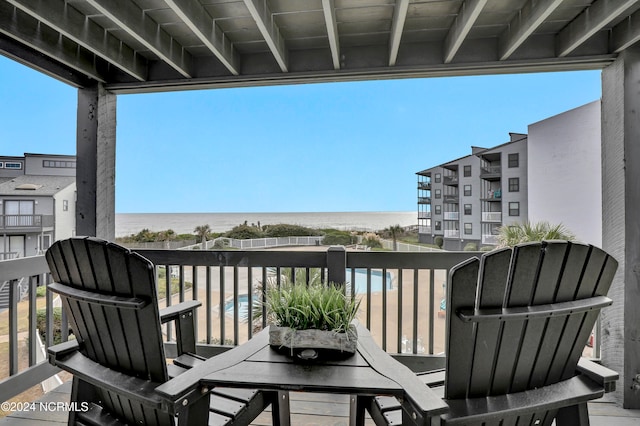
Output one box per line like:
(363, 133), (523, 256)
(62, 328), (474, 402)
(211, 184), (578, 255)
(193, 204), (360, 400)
(0, 55), (602, 213)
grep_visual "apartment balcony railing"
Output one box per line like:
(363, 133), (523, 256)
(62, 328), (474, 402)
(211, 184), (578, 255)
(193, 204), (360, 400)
(443, 176), (458, 186)
(443, 212), (459, 221)
(443, 195), (458, 204)
(0, 247), (483, 406)
(482, 212), (502, 222)
(418, 197), (431, 204)
(418, 212), (431, 219)
(0, 215), (54, 231)
(418, 182), (431, 190)
(418, 226), (432, 234)
(444, 230), (460, 238)
(480, 164), (501, 176)
(482, 234), (500, 245)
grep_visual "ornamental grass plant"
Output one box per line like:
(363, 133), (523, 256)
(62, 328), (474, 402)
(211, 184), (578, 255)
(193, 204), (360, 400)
(264, 282), (360, 334)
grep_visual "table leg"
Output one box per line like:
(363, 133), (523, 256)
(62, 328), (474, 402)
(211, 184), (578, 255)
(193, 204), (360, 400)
(350, 395), (369, 426)
(270, 391), (290, 426)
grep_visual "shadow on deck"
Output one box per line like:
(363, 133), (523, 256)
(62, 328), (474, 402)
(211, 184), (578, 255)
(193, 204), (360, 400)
(1, 381), (639, 426)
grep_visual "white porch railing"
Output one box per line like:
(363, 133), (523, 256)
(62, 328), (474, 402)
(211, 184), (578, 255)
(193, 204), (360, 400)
(482, 234), (499, 245)
(482, 212), (502, 222)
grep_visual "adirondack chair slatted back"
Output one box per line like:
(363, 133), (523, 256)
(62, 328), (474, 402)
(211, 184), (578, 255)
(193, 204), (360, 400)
(46, 237), (172, 425)
(445, 241), (617, 403)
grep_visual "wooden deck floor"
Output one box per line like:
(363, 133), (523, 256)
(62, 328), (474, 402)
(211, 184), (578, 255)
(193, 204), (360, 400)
(1, 381), (639, 425)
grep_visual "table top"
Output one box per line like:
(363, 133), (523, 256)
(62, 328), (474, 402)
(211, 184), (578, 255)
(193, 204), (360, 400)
(157, 323), (448, 422)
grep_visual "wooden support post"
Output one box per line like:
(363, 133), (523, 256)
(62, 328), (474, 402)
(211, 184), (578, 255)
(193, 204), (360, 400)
(76, 83), (116, 240)
(602, 45), (640, 408)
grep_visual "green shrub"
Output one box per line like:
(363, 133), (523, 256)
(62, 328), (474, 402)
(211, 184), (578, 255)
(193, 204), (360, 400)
(224, 224), (264, 239)
(480, 245), (495, 252)
(434, 236), (444, 249)
(463, 242), (478, 251)
(321, 230), (354, 245)
(156, 278), (193, 299)
(36, 307), (67, 345)
(362, 236), (382, 248)
(497, 221), (575, 248)
(36, 285), (47, 298)
(264, 224), (316, 237)
(213, 239), (228, 249)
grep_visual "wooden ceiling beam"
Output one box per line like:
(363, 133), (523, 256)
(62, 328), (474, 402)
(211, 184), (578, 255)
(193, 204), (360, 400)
(557, 0), (638, 57)
(163, 0), (240, 75)
(243, 0), (288, 72)
(85, 0), (193, 78)
(444, 0), (488, 64)
(6, 0), (147, 81)
(611, 8), (640, 52)
(388, 0), (409, 66)
(322, 0), (340, 70)
(499, 0), (564, 60)
(0, 2), (106, 82)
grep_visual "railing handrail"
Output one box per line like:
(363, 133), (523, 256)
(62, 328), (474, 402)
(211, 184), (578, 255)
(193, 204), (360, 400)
(0, 214), (54, 230)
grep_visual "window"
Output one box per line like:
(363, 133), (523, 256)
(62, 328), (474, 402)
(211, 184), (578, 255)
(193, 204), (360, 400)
(4, 200), (34, 226)
(435, 189), (441, 199)
(509, 202), (520, 216)
(509, 177), (520, 192)
(0, 162), (3, 168)
(464, 185), (472, 196)
(508, 153), (519, 168)
(435, 205), (441, 214)
(464, 223), (472, 235)
(4, 162), (22, 169)
(435, 173), (441, 183)
(463, 165), (471, 177)
(63, 200), (69, 211)
(435, 221), (442, 231)
(464, 204), (472, 215)
(44, 160), (76, 168)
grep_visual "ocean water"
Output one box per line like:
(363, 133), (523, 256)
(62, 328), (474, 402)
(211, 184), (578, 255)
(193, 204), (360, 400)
(115, 211), (416, 237)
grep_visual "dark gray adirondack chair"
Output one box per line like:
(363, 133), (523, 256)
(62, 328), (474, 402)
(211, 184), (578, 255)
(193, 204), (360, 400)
(369, 240), (618, 426)
(45, 237), (286, 426)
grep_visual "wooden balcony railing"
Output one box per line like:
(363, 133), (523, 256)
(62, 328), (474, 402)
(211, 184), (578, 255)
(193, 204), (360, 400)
(0, 215), (54, 231)
(0, 247), (480, 404)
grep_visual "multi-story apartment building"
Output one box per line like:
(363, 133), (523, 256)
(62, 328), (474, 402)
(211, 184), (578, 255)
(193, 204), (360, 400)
(417, 134), (528, 251)
(0, 153), (76, 259)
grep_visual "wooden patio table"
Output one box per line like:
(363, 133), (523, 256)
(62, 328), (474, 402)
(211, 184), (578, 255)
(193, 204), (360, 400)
(158, 323), (448, 426)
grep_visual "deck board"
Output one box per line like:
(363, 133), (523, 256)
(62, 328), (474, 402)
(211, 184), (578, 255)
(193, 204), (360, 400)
(0, 381), (638, 425)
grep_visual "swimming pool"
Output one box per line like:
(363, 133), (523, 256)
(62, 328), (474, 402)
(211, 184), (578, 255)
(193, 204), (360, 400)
(222, 269), (393, 316)
(348, 268), (393, 294)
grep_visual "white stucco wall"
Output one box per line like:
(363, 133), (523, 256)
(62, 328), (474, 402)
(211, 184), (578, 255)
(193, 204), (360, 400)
(54, 183), (76, 240)
(527, 100), (602, 245)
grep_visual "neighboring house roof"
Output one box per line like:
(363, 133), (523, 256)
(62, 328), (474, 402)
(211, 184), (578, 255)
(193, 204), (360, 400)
(0, 175), (75, 196)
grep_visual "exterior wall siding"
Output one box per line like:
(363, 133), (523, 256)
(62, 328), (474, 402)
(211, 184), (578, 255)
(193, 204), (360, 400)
(54, 184), (77, 240)
(528, 101), (602, 245)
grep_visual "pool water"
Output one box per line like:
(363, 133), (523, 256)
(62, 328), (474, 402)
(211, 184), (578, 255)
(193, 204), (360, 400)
(222, 269), (393, 315)
(349, 268), (393, 294)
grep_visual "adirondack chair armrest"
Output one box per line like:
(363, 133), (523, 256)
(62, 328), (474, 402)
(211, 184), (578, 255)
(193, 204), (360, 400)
(159, 300), (202, 356)
(47, 349), (166, 409)
(577, 358), (619, 393)
(48, 344), (209, 417)
(159, 300), (202, 323)
(443, 375), (603, 425)
(47, 339), (80, 361)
